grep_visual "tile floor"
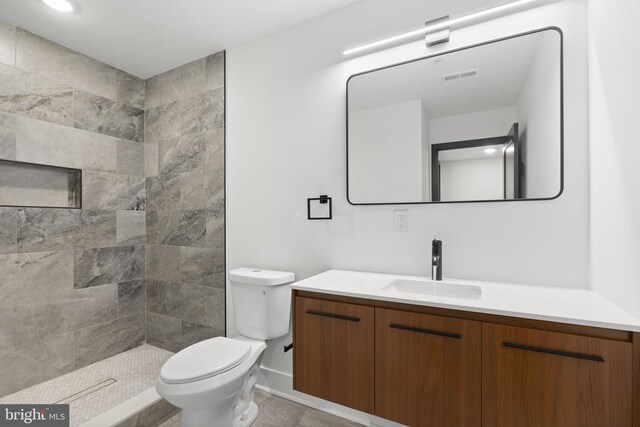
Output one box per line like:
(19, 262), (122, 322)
(159, 390), (362, 427)
(0, 344), (174, 426)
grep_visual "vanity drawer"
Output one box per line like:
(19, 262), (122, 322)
(293, 296), (374, 413)
(375, 308), (482, 427)
(482, 323), (633, 427)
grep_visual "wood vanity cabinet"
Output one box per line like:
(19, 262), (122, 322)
(293, 296), (375, 413)
(293, 291), (638, 427)
(482, 323), (633, 427)
(375, 308), (481, 427)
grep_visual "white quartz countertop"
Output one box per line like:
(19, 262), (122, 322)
(291, 269), (640, 333)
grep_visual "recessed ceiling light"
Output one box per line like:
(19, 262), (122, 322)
(484, 148), (497, 154)
(43, 0), (74, 13)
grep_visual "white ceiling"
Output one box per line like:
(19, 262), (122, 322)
(349, 30), (554, 118)
(0, 0), (360, 78)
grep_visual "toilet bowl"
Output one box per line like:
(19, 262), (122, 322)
(156, 268), (295, 427)
(156, 336), (266, 427)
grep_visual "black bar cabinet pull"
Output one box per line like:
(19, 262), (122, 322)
(503, 342), (605, 363)
(389, 323), (461, 339)
(305, 310), (360, 322)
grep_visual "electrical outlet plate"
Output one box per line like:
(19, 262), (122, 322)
(393, 210), (409, 234)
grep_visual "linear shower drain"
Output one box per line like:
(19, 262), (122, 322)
(54, 378), (118, 404)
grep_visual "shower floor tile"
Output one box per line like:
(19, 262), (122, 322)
(0, 344), (173, 426)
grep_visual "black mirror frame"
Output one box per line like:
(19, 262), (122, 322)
(345, 27), (564, 206)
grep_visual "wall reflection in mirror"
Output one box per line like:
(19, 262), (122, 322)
(347, 28), (563, 204)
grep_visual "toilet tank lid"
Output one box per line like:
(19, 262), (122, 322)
(229, 268), (295, 286)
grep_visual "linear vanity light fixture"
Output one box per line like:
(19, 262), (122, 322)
(342, 0), (559, 56)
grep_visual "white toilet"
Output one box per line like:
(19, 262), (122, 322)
(156, 268), (295, 427)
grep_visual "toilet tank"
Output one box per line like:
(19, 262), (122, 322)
(229, 268), (295, 340)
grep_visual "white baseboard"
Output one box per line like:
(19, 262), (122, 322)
(257, 365), (405, 427)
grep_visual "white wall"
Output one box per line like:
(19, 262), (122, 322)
(441, 156), (504, 201)
(349, 100), (424, 203)
(589, 0), (640, 318)
(517, 31), (562, 199)
(227, 0), (589, 422)
(430, 107), (517, 143)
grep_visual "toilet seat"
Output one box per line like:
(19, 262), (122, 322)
(160, 337), (252, 384)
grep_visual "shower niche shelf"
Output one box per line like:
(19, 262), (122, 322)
(0, 159), (82, 209)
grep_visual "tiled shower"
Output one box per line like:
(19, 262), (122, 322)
(0, 18), (225, 403)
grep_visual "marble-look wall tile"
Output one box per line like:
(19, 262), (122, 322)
(74, 91), (144, 142)
(146, 312), (182, 353)
(0, 332), (74, 397)
(0, 111), (16, 160)
(179, 89), (224, 135)
(117, 139), (145, 177)
(181, 169), (223, 211)
(0, 64), (74, 126)
(74, 314), (144, 369)
(158, 210), (206, 247)
(74, 90), (117, 134)
(117, 210), (145, 246)
(82, 171), (119, 210)
(118, 175), (146, 211)
(117, 280), (145, 318)
(146, 280), (159, 313)
(144, 141), (159, 177)
(205, 127), (224, 171)
(158, 282), (207, 324)
(145, 89), (223, 143)
(181, 320), (222, 349)
(146, 312), (222, 354)
(74, 245), (144, 288)
(81, 210), (117, 248)
(115, 103), (144, 142)
(0, 21), (16, 67)
(145, 58), (206, 110)
(180, 247), (223, 287)
(0, 254), (20, 300)
(16, 116), (117, 172)
(145, 101), (180, 142)
(205, 288), (225, 330)
(0, 250), (74, 302)
(16, 29), (117, 100)
(82, 172), (145, 211)
(0, 301), (17, 350)
(16, 208), (81, 252)
(206, 199), (225, 249)
(117, 71), (145, 110)
(205, 52), (224, 91)
(145, 211), (159, 245)
(0, 22), (153, 390)
(15, 250), (74, 299)
(146, 174), (180, 211)
(0, 207), (17, 254)
(17, 284), (117, 345)
(145, 245), (181, 282)
(158, 132), (206, 175)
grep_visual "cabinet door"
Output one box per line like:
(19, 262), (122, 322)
(293, 296), (374, 413)
(482, 323), (633, 427)
(375, 308), (482, 427)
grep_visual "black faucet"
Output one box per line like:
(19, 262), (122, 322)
(432, 239), (442, 281)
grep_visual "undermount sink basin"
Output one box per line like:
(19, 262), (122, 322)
(383, 279), (482, 300)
